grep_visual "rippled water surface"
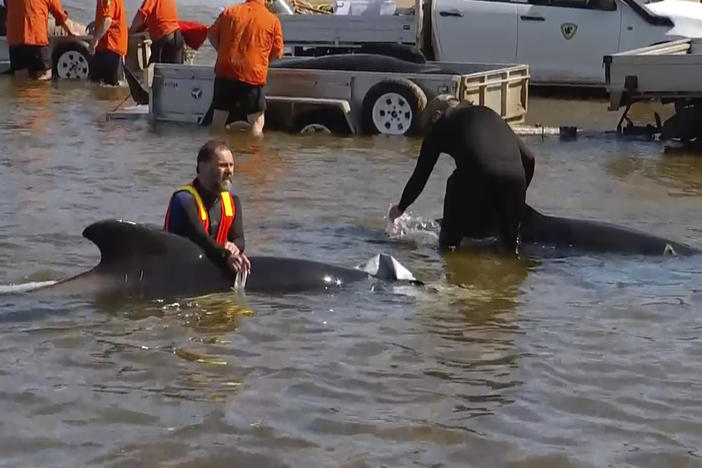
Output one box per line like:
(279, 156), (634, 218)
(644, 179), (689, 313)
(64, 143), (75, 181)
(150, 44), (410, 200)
(2, 9), (702, 465)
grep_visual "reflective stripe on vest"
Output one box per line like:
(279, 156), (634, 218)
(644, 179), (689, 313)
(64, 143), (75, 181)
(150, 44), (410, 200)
(215, 191), (235, 246)
(164, 184), (236, 247)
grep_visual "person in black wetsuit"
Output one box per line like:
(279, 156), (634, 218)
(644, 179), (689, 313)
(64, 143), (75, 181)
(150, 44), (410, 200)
(388, 96), (536, 254)
(164, 139), (250, 273)
(0, 2), (6, 37)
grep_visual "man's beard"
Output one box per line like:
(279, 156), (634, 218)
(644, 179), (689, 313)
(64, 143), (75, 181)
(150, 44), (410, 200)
(218, 178), (232, 192)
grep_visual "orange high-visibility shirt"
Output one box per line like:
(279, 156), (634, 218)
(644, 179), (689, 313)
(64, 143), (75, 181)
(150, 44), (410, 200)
(94, 0), (128, 56)
(137, 0), (179, 42)
(164, 184), (236, 247)
(209, 0), (284, 86)
(6, 0), (69, 46)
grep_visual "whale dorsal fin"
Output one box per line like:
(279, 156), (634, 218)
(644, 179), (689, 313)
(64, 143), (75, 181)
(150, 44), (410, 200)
(82, 219), (203, 267)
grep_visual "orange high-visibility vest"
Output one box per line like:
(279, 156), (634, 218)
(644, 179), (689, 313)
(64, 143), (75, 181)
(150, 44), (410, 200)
(164, 184), (235, 246)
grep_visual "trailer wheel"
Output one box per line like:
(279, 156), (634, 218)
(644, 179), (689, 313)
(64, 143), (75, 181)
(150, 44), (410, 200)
(294, 109), (351, 135)
(52, 42), (91, 80)
(362, 79), (427, 136)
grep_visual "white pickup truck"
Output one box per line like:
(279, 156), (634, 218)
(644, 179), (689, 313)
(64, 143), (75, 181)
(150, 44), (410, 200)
(280, 0), (702, 87)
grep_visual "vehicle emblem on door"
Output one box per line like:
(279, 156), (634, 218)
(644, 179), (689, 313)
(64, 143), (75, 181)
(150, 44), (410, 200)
(561, 23), (577, 40)
(191, 87), (202, 99)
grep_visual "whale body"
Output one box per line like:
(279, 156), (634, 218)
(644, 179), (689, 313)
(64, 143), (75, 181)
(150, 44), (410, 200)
(26, 219), (419, 300)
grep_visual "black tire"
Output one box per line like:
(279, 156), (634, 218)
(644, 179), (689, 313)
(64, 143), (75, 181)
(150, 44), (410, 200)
(294, 108), (351, 135)
(52, 41), (91, 80)
(361, 79), (427, 136)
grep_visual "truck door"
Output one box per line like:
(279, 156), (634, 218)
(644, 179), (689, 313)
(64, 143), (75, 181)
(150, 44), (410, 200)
(515, 0), (622, 85)
(432, 0), (519, 64)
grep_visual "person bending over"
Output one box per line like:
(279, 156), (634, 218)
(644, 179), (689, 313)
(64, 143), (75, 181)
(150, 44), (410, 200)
(389, 97), (536, 254)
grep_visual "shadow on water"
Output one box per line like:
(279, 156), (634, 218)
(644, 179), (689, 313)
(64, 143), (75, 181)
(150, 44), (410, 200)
(440, 247), (532, 308)
(402, 249), (533, 419)
(604, 151), (702, 198)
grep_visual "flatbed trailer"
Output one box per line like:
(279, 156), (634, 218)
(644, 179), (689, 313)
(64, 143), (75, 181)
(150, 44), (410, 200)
(110, 57), (530, 137)
(604, 38), (702, 142)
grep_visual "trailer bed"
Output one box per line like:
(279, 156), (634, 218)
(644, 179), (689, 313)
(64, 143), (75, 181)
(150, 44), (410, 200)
(142, 59), (529, 135)
(604, 38), (702, 110)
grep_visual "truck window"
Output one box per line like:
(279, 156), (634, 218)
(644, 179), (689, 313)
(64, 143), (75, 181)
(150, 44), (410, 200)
(527, 0), (616, 10)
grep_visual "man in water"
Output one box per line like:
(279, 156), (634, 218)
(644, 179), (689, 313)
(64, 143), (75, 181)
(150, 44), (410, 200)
(164, 139), (250, 274)
(129, 0), (184, 64)
(206, 0), (284, 136)
(5, 0), (81, 80)
(388, 96), (536, 254)
(90, 0), (128, 85)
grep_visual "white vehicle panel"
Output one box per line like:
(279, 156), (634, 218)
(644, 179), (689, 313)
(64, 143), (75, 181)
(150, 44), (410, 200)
(432, 0), (519, 64)
(516, 2), (621, 84)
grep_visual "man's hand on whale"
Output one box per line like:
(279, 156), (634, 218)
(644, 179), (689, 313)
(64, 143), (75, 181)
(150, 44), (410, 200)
(224, 241), (250, 274)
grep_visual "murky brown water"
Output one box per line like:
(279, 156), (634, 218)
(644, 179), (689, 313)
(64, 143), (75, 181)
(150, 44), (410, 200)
(2, 3), (702, 466)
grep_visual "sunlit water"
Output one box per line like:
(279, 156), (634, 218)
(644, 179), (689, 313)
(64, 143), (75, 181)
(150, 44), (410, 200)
(2, 7), (702, 465)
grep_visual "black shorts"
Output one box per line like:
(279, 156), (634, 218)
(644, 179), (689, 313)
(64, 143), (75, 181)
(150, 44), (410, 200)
(9, 45), (51, 73)
(90, 50), (123, 86)
(150, 30), (184, 64)
(212, 77), (266, 119)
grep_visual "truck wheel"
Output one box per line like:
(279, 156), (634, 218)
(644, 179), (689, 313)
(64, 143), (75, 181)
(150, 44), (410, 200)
(362, 79), (427, 136)
(295, 109), (351, 135)
(52, 42), (91, 80)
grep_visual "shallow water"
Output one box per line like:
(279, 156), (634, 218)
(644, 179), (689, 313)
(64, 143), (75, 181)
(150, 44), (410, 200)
(2, 9), (702, 466)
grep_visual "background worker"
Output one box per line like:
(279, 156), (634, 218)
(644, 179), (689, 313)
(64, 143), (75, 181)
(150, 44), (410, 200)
(90, 0), (128, 86)
(206, 0), (284, 136)
(5, 0), (81, 80)
(129, 0), (184, 64)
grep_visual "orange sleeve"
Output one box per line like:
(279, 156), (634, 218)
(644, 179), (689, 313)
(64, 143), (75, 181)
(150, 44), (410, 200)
(48, 0), (69, 25)
(99, 0), (115, 18)
(138, 0), (155, 17)
(271, 18), (284, 59)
